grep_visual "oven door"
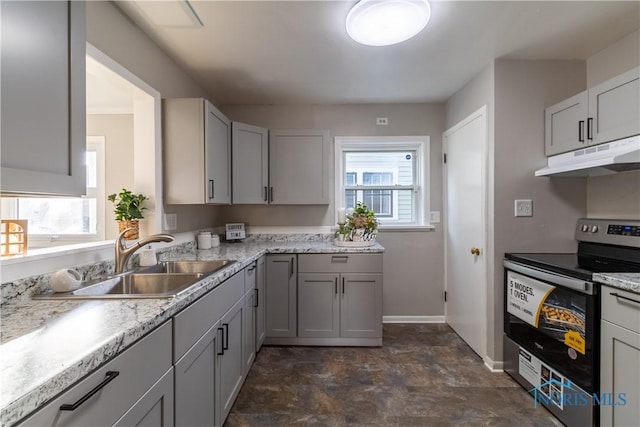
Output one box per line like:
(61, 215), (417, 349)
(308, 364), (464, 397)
(503, 260), (598, 392)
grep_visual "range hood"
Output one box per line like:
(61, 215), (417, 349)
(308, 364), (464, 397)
(535, 135), (640, 177)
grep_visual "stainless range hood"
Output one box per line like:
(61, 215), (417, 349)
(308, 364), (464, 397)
(535, 135), (640, 177)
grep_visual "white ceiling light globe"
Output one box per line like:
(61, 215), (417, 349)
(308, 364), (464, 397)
(346, 0), (431, 47)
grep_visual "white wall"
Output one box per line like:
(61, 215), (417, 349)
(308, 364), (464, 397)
(86, 114), (134, 239)
(586, 29), (640, 220)
(221, 103), (446, 319)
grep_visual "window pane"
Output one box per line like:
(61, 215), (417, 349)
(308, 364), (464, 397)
(17, 198), (97, 234)
(86, 151), (97, 188)
(345, 190), (356, 210)
(345, 151), (414, 186)
(346, 172), (357, 186)
(363, 189), (392, 217)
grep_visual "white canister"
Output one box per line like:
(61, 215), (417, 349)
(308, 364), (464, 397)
(50, 269), (82, 293)
(211, 234), (220, 247)
(197, 231), (212, 249)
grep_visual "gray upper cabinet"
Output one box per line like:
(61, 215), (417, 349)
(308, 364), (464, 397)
(232, 122), (269, 204)
(1, 0), (86, 196)
(545, 92), (588, 156)
(268, 130), (331, 204)
(588, 67), (640, 145)
(265, 254), (298, 338)
(164, 98), (231, 204)
(545, 67), (640, 156)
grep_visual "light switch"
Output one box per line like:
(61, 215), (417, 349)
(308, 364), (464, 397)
(514, 200), (533, 217)
(429, 211), (441, 223)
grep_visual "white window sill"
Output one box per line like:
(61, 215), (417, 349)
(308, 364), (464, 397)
(378, 224), (436, 232)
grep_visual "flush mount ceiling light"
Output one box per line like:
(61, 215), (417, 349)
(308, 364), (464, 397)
(346, 0), (431, 46)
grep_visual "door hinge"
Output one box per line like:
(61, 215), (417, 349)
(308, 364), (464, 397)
(444, 291), (447, 302)
(443, 153), (447, 164)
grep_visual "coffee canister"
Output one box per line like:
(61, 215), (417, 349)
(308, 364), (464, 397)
(197, 231), (212, 249)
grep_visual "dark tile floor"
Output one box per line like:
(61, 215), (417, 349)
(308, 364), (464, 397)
(225, 323), (562, 426)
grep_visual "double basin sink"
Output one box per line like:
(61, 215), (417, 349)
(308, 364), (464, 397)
(35, 260), (236, 300)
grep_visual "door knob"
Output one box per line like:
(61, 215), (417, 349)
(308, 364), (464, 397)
(470, 247), (480, 256)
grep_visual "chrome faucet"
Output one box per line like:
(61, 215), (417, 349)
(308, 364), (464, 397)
(114, 228), (175, 274)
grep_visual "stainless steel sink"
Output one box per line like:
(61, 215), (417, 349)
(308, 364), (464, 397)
(145, 260), (236, 275)
(34, 273), (205, 299)
(34, 260), (236, 300)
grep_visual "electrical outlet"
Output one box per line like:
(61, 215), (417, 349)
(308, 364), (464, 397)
(376, 117), (388, 126)
(164, 213), (177, 230)
(514, 199), (533, 217)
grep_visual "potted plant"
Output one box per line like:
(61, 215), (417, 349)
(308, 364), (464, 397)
(107, 188), (148, 240)
(335, 201), (379, 246)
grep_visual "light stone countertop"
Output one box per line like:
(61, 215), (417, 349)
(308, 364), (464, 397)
(0, 239), (384, 427)
(593, 272), (640, 295)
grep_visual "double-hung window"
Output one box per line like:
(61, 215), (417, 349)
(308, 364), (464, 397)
(335, 136), (430, 228)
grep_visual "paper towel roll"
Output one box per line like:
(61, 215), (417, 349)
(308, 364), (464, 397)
(50, 269), (82, 293)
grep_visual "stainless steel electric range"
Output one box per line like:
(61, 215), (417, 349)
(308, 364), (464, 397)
(503, 218), (640, 427)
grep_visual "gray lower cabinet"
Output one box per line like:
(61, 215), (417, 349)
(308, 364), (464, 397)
(173, 268), (245, 427)
(217, 298), (245, 426)
(113, 368), (174, 427)
(18, 321), (173, 427)
(174, 323), (219, 427)
(265, 254), (297, 338)
(255, 256), (267, 351)
(1, 0), (86, 196)
(298, 272), (382, 340)
(243, 262), (257, 374)
(600, 286), (640, 427)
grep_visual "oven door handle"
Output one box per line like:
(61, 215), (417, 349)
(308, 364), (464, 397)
(504, 260), (594, 295)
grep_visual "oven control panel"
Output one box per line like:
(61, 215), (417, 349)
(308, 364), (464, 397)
(576, 218), (640, 248)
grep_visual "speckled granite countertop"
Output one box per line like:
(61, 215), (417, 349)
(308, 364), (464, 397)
(0, 239), (384, 427)
(593, 272), (640, 294)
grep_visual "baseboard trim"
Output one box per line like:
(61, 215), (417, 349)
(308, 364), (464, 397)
(483, 356), (504, 372)
(383, 316), (445, 323)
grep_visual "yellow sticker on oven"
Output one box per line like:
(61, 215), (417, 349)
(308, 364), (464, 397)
(564, 330), (585, 355)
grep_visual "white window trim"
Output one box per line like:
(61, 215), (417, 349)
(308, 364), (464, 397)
(334, 136), (431, 230)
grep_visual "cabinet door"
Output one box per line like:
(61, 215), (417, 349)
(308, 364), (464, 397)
(269, 130), (330, 204)
(298, 273), (340, 338)
(174, 323), (218, 427)
(113, 368), (174, 427)
(544, 91), (588, 156)
(255, 256), (267, 351)
(589, 67), (640, 145)
(217, 299), (244, 426)
(1, 0), (86, 196)
(340, 274), (383, 339)
(243, 289), (256, 375)
(232, 122), (269, 204)
(265, 255), (297, 337)
(600, 320), (640, 427)
(205, 101), (231, 204)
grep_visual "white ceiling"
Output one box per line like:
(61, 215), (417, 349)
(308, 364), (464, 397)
(111, 0), (640, 106)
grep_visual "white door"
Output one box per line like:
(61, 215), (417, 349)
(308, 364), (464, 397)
(443, 106), (487, 357)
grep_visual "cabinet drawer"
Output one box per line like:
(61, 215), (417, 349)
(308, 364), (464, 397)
(173, 271), (244, 361)
(298, 254), (382, 273)
(20, 321), (172, 427)
(245, 261), (257, 293)
(601, 286), (640, 334)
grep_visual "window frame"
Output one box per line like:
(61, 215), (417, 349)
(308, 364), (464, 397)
(334, 136), (431, 229)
